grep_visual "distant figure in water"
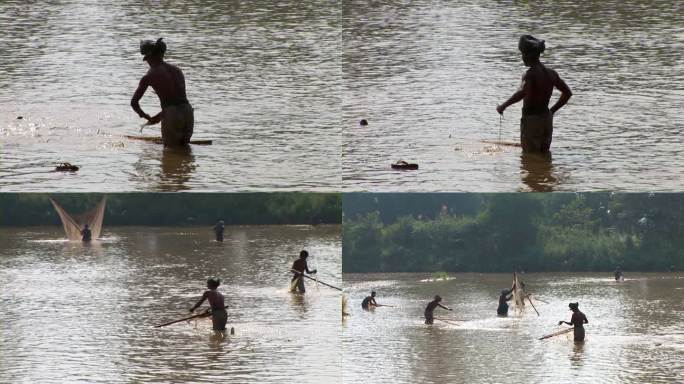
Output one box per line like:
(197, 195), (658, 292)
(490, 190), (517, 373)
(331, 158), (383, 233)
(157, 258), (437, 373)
(558, 302), (588, 342)
(497, 35), (572, 153)
(81, 224), (92, 242)
(614, 266), (625, 281)
(361, 291), (378, 310)
(424, 295), (452, 324)
(131, 38), (194, 147)
(190, 278), (227, 331)
(213, 220), (225, 242)
(497, 287), (514, 316)
(290, 250), (317, 294)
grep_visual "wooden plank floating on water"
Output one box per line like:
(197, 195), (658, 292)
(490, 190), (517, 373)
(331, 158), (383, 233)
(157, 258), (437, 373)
(480, 140), (522, 147)
(539, 327), (573, 340)
(125, 135), (213, 145)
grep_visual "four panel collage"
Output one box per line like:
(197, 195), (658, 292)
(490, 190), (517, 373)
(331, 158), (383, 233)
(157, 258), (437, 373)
(1, 2), (682, 383)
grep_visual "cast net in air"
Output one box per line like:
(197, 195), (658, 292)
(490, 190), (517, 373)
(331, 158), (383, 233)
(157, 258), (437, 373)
(50, 197), (106, 240)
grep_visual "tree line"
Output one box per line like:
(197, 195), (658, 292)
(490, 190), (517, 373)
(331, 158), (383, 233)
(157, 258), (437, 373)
(0, 193), (341, 226)
(343, 193), (683, 272)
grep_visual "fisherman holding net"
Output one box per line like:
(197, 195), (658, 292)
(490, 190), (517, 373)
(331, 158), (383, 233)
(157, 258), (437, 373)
(424, 295), (452, 324)
(189, 278), (228, 332)
(290, 250), (317, 294)
(497, 286), (515, 316)
(361, 291), (378, 310)
(131, 38), (194, 147)
(497, 35), (572, 152)
(81, 224), (92, 242)
(558, 302), (588, 342)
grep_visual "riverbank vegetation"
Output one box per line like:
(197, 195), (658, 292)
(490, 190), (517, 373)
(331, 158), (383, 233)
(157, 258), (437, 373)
(0, 193), (341, 226)
(343, 193), (682, 272)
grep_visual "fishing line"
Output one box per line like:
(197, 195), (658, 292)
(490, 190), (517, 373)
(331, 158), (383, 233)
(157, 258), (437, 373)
(499, 114), (502, 143)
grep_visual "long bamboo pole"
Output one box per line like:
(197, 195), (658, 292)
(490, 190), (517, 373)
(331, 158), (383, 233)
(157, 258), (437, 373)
(539, 327), (573, 340)
(527, 296), (540, 316)
(292, 270), (342, 291)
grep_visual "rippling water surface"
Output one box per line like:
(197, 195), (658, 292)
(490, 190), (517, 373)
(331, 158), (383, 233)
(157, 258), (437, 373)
(343, 0), (684, 191)
(0, 225), (341, 383)
(343, 273), (683, 384)
(0, 1), (341, 191)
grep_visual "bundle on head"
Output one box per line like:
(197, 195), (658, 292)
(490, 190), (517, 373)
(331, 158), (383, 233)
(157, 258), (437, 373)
(518, 35), (545, 56)
(140, 38), (167, 59)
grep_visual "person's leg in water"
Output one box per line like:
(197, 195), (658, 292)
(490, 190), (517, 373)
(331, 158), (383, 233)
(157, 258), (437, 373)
(520, 112), (553, 152)
(211, 308), (228, 331)
(161, 104), (194, 147)
(425, 312), (434, 325)
(497, 302), (509, 316)
(290, 276), (306, 293)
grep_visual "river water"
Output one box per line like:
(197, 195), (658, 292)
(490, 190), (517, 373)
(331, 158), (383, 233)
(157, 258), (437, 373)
(343, 272), (683, 384)
(0, 1), (341, 191)
(342, 0), (684, 191)
(0, 225), (341, 383)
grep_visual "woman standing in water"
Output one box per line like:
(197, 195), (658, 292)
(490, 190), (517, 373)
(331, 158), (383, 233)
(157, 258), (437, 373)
(558, 302), (588, 341)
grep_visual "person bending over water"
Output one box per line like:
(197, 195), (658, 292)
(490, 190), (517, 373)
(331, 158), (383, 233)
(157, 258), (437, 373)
(290, 250), (317, 294)
(361, 291), (379, 310)
(424, 295), (452, 324)
(81, 224), (92, 242)
(497, 35), (572, 153)
(497, 287), (514, 316)
(131, 38), (194, 147)
(558, 302), (588, 342)
(189, 278), (228, 331)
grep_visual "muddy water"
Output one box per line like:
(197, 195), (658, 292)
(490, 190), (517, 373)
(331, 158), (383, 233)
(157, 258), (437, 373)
(343, 272), (683, 384)
(342, 0), (684, 191)
(0, 1), (341, 191)
(0, 225), (341, 383)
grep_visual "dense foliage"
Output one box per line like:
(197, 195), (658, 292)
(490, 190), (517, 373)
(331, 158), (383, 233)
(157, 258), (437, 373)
(343, 193), (683, 272)
(0, 193), (341, 226)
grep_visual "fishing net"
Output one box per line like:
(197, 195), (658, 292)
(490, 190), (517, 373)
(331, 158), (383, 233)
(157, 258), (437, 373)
(342, 294), (349, 317)
(511, 272), (526, 313)
(50, 197), (106, 240)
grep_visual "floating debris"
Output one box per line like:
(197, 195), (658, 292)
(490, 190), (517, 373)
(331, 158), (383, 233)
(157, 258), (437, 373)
(391, 160), (418, 170)
(55, 162), (79, 172)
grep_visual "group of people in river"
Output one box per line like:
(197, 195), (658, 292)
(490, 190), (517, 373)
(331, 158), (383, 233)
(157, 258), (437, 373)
(358, 271), (610, 343)
(178, 250), (320, 332)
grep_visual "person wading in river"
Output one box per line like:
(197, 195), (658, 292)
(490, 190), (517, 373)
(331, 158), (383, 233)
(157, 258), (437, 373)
(81, 224), (92, 242)
(497, 35), (572, 152)
(131, 38), (194, 147)
(290, 250), (317, 294)
(213, 220), (225, 242)
(558, 302), (588, 342)
(424, 295), (452, 324)
(361, 291), (379, 310)
(189, 278), (228, 331)
(497, 287), (514, 316)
